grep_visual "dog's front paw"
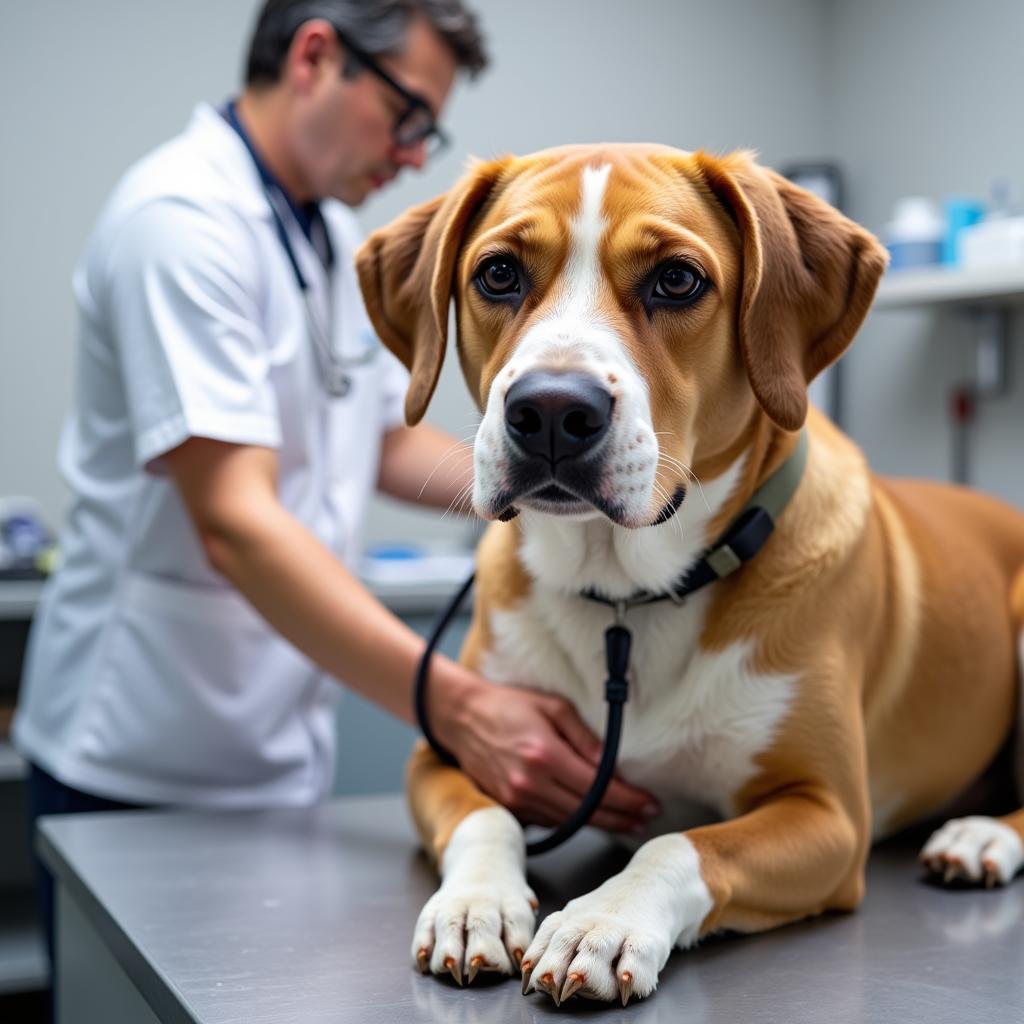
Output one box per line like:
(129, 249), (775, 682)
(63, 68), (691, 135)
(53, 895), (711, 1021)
(920, 816), (1024, 887)
(522, 901), (670, 1005)
(522, 834), (711, 1005)
(412, 807), (536, 985)
(412, 876), (538, 984)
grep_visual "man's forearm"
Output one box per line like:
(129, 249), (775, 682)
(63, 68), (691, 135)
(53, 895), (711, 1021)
(202, 500), (472, 728)
(378, 423), (475, 511)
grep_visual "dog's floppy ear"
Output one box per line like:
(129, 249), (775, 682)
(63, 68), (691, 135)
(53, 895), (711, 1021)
(355, 158), (509, 425)
(693, 151), (888, 431)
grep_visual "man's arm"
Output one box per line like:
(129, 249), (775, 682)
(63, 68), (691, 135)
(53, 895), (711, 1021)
(165, 437), (457, 725)
(164, 436), (658, 831)
(377, 422), (475, 511)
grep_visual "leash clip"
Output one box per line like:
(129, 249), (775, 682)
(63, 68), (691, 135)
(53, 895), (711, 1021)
(614, 599), (628, 626)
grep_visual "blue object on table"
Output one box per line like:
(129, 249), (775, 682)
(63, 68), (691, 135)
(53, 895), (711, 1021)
(942, 197), (986, 265)
(365, 543), (426, 560)
(0, 501), (54, 579)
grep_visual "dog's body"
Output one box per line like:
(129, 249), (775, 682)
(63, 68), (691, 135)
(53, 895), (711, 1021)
(356, 145), (1024, 1004)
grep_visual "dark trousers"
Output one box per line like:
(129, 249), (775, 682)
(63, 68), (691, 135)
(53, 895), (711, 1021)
(26, 763), (143, 1019)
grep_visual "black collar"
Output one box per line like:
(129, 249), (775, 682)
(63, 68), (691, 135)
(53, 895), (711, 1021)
(581, 430), (809, 613)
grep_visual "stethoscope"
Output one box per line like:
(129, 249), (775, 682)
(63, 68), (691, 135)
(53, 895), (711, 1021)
(224, 101), (377, 399)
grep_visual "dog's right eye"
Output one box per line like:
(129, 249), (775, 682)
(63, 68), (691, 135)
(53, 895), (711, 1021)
(475, 257), (522, 298)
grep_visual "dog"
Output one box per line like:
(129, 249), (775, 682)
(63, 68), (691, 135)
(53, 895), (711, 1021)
(354, 145), (1024, 1005)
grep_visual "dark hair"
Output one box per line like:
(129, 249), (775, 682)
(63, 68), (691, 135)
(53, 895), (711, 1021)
(244, 0), (488, 87)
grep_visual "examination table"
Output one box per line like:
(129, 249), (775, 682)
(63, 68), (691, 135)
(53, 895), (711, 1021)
(37, 794), (1022, 1023)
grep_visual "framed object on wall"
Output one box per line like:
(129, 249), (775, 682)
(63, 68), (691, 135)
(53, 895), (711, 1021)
(780, 162), (843, 211)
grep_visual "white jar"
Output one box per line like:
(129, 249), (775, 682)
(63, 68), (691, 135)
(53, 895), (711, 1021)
(884, 197), (944, 270)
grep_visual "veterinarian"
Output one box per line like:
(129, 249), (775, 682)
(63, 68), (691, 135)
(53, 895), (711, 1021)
(13, 0), (660, 971)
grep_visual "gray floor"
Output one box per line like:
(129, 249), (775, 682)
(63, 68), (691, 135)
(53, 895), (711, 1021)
(37, 795), (1024, 1023)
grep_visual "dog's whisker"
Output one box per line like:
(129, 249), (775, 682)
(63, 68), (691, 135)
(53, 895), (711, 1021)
(649, 477), (681, 533)
(654, 453), (708, 518)
(416, 441), (475, 501)
(651, 478), (686, 540)
(442, 479), (477, 521)
(440, 486), (471, 521)
(664, 457), (710, 514)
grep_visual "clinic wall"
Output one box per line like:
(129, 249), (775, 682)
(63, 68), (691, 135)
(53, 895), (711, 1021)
(0, 0), (832, 547)
(826, 0), (1024, 504)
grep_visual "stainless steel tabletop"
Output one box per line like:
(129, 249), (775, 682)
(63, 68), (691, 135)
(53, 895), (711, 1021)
(37, 795), (1024, 1023)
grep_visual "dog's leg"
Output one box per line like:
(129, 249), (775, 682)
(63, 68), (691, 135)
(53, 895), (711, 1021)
(406, 740), (538, 984)
(522, 790), (862, 1005)
(919, 573), (1024, 888)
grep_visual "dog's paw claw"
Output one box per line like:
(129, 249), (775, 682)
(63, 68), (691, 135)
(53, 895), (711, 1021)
(444, 956), (463, 986)
(536, 971), (560, 1005)
(467, 956), (487, 984)
(619, 970), (634, 1006)
(520, 960), (534, 996)
(560, 972), (585, 1002)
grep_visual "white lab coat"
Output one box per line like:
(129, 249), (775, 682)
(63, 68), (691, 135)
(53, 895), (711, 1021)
(13, 104), (410, 807)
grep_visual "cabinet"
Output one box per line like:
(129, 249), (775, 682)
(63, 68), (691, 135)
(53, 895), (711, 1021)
(0, 580), (48, 1000)
(0, 574), (469, 1002)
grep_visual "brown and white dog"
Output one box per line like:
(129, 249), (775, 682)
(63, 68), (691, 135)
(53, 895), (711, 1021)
(355, 145), (1024, 1005)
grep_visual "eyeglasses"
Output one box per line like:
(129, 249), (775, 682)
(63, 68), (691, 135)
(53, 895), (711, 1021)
(332, 26), (450, 158)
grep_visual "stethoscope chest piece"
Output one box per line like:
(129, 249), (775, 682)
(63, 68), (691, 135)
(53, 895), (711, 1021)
(322, 363), (352, 399)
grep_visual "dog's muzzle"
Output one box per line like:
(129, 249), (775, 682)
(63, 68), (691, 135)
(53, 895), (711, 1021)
(496, 370), (618, 517)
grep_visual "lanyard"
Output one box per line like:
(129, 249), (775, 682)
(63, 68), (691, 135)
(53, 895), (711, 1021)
(223, 101), (375, 398)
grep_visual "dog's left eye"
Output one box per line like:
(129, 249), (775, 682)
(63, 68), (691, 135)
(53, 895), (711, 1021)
(475, 257), (522, 298)
(652, 262), (705, 302)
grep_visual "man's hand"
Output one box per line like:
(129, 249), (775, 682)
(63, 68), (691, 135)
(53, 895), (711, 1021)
(432, 674), (661, 833)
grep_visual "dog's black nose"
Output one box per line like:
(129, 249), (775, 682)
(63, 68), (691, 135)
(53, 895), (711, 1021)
(504, 371), (613, 463)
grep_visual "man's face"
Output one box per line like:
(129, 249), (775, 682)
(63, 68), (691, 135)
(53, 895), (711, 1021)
(291, 17), (456, 206)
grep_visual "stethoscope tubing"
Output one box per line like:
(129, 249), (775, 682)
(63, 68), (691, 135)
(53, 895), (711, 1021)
(414, 571), (627, 856)
(224, 100), (374, 398)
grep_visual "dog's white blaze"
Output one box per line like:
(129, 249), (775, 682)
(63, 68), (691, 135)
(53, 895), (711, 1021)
(554, 163), (612, 323)
(473, 162), (663, 525)
(485, 451), (798, 821)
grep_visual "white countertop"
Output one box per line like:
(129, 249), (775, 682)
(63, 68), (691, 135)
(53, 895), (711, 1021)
(0, 570), (471, 621)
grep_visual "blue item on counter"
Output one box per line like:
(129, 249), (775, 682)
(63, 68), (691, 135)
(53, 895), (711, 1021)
(365, 543), (426, 560)
(942, 197), (986, 265)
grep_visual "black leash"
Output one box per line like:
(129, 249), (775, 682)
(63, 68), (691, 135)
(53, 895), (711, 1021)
(414, 431), (808, 856)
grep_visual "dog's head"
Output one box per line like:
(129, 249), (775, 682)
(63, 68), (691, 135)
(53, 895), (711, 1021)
(356, 146), (887, 528)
